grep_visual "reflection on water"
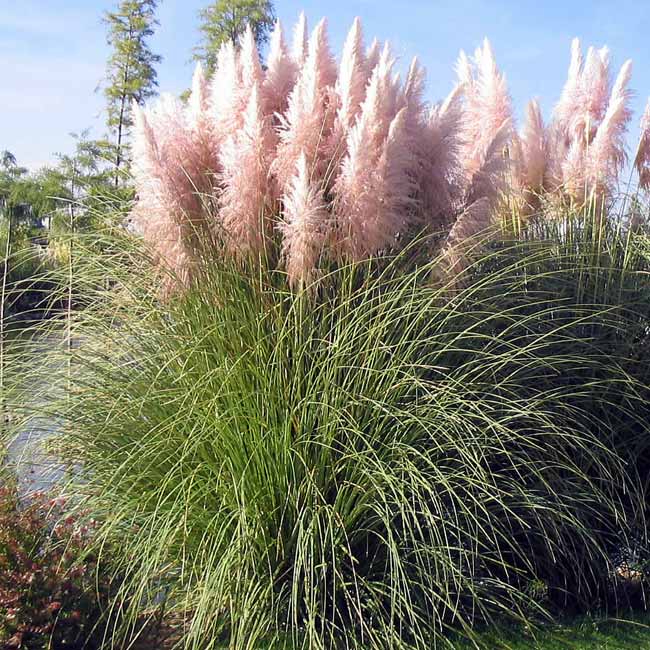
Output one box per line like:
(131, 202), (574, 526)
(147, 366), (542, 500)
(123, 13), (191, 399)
(3, 325), (70, 495)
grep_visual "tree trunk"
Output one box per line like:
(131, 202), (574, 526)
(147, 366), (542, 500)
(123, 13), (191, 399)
(114, 20), (135, 188)
(114, 91), (127, 188)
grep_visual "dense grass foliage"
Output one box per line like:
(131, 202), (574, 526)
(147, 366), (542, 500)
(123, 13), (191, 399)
(8, 212), (650, 649)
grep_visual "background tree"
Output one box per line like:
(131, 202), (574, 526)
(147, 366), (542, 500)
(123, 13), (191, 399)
(0, 151), (17, 170)
(194, 0), (275, 74)
(0, 152), (28, 211)
(103, 0), (161, 188)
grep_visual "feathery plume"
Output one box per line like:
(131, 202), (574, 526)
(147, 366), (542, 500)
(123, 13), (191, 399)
(335, 90), (413, 259)
(292, 12), (309, 67)
(332, 18), (367, 143)
(280, 153), (329, 287)
(131, 101), (199, 290)
(519, 99), (547, 193)
(273, 18), (336, 193)
(572, 45), (611, 142)
(240, 25), (264, 93)
(219, 85), (270, 256)
(418, 85), (464, 226)
(365, 38), (381, 77)
(458, 39), (514, 182)
(263, 20), (298, 118)
(546, 39), (584, 190)
(553, 38), (583, 138)
(186, 62), (219, 190)
(442, 196), (491, 276)
(309, 18), (337, 89)
(369, 107), (418, 245)
(400, 57), (427, 139)
(585, 59), (633, 198)
(188, 62), (209, 130)
(131, 101), (159, 190)
(635, 98), (650, 190)
(465, 118), (512, 208)
(145, 94), (204, 223)
(210, 42), (243, 139)
(455, 50), (473, 88)
(443, 121), (512, 274)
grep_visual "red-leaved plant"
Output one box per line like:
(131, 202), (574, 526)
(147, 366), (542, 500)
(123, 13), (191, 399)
(0, 485), (109, 650)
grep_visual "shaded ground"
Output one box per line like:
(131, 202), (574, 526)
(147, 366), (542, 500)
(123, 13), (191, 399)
(460, 616), (650, 649)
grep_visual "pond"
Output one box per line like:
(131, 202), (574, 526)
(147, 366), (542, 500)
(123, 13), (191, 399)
(2, 321), (67, 495)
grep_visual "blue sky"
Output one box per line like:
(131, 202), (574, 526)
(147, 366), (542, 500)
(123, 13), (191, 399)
(2, 0), (650, 170)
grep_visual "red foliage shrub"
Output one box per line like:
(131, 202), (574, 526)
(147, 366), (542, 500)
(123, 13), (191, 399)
(0, 484), (111, 650)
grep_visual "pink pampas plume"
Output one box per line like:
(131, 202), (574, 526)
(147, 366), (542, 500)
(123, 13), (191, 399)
(365, 38), (381, 77)
(455, 49), (473, 88)
(635, 99), (650, 191)
(335, 106), (415, 260)
(403, 57), (426, 110)
(417, 85), (464, 226)
(131, 101), (197, 291)
(334, 43), (404, 258)
(400, 57), (427, 137)
(457, 39), (514, 183)
(441, 196), (491, 277)
(240, 25), (263, 94)
(561, 138), (586, 199)
(188, 62), (209, 130)
(273, 18), (337, 193)
(263, 20), (298, 118)
(131, 101), (160, 193)
(547, 39), (584, 191)
(571, 45), (611, 143)
(369, 107), (418, 244)
(454, 39), (512, 233)
(553, 38), (583, 139)
(361, 43), (400, 148)
(144, 94), (207, 225)
(519, 99), (547, 194)
(465, 118), (512, 208)
(292, 12), (309, 67)
(186, 62), (220, 190)
(331, 18), (367, 150)
(210, 42), (243, 141)
(442, 122), (511, 276)
(218, 84), (271, 256)
(308, 17), (337, 89)
(584, 59), (633, 199)
(547, 39), (613, 194)
(280, 153), (330, 287)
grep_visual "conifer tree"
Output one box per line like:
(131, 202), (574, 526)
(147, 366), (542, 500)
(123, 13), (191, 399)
(103, 0), (161, 187)
(194, 0), (275, 74)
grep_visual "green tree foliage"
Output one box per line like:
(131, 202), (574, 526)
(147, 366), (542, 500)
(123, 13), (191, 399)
(0, 133), (122, 236)
(0, 152), (27, 208)
(194, 0), (275, 74)
(0, 151), (61, 229)
(103, 0), (161, 187)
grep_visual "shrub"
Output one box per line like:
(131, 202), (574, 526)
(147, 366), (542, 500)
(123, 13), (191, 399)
(0, 484), (109, 650)
(23, 225), (650, 649)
